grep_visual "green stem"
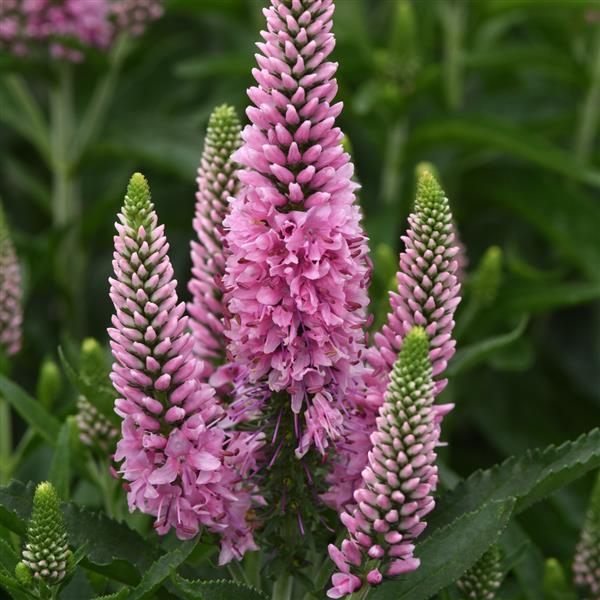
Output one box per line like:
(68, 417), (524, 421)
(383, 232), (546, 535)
(50, 63), (76, 228)
(575, 26), (600, 163)
(228, 561), (252, 587)
(272, 571), (293, 600)
(441, 0), (465, 111)
(348, 586), (371, 600)
(380, 118), (407, 207)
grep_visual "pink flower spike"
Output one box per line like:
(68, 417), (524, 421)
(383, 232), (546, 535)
(328, 328), (439, 593)
(187, 105), (242, 388)
(109, 173), (262, 561)
(223, 0), (371, 456)
(0, 203), (22, 356)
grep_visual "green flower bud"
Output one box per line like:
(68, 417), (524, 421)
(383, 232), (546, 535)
(14, 561), (33, 586)
(36, 358), (62, 409)
(457, 545), (504, 599)
(471, 246), (503, 307)
(21, 482), (70, 587)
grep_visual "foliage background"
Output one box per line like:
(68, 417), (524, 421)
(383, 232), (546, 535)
(1, 0), (599, 596)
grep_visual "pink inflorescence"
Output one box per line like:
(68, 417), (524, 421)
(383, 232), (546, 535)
(0, 205), (23, 357)
(324, 169), (461, 512)
(0, 0), (162, 61)
(188, 105), (242, 388)
(109, 173), (262, 563)
(573, 471), (600, 597)
(223, 0), (371, 457)
(328, 327), (440, 597)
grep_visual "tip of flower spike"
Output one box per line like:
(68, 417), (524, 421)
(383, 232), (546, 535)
(415, 161), (439, 181)
(123, 172), (153, 229)
(415, 167), (445, 211)
(206, 104), (242, 149)
(34, 481), (58, 502)
(209, 104), (240, 127)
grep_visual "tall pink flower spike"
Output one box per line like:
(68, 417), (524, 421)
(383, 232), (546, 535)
(328, 327), (440, 597)
(108, 173), (262, 564)
(223, 0), (371, 457)
(0, 203), (22, 357)
(188, 105), (242, 388)
(0, 0), (162, 61)
(324, 169), (462, 512)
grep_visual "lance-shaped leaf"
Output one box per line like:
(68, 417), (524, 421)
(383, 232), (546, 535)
(173, 575), (268, 600)
(427, 428), (600, 534)
(369, 498), (515, 599)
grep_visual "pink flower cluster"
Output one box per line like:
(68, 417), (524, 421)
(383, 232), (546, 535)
(0, 207), (22, 357)
(0, 0), (162, 61)
(188, 105), (242, 388)
(573, 472), (600, 597)
(328, 327), (439, 598)
(109, 173), (262, 563)
(324, 170), (461, 512)
(223, 0), (371, 457)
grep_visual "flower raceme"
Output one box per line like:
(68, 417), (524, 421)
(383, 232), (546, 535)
(328, 327), (440, 597)
(0, 0), (163, 61)
(108, 173), (261, 563)
(573, 471), (600, 597)
(223, 0), (371, 457)
(0, 203), (22, 356)
(188, 105), (242, 387)
(324, 169), (461, 512)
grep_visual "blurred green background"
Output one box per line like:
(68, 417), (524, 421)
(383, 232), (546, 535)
(1, 0), (599, 591)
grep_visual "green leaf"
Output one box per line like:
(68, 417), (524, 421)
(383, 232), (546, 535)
(493, 280), (600, 317)
(428, 428), (600, 534)
(0, 375), (60, 446)
(127, 539), (199, 600)
(48, 417), (75, 500)
(92, 590), (129, 600)
(408, 115), (600, 188)
(0, 481), (160, 586)
(0, 571), (31, 600)
(173, 575), (268, 600)
(58, 347), (117, 425)
(369, 499), (515, 599)
(477, 174), (600, 281)
(449, 316), (528, 375)
(0, 537), (18, 574)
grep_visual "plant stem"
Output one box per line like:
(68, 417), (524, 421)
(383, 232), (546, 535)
(380, 118), (407, 207)
(575, 27), (600, 163)
(272, 571), (293, 600)
(50, 63), (85, 337)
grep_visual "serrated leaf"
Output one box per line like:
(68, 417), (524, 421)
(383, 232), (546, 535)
(173, 575), (268, 600)
(427, 428), (600, 534)
(449, 316), (528, 375)
(0, 481), (160, 585)
(59, 347), (117, 425)
(0, 537), (18, 574)
(369, 498), (515, 599)
(92, 590), (129, 600)
(48, 418), (75, 500)
(0, 375), (60, 445)
(0, 570), (31, 600)
(127, 539), (198, 600)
